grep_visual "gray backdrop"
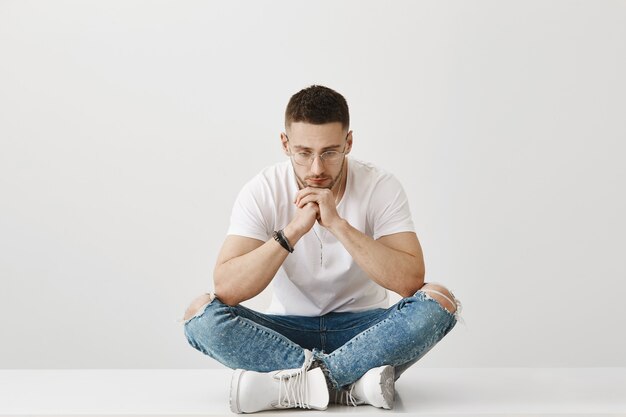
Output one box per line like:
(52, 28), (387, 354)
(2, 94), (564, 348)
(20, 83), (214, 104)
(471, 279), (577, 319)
(1, 0), (625, 369)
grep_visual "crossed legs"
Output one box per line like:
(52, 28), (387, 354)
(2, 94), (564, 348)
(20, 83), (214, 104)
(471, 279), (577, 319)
(183, 282), (459, 323)
(183, 282), (459, 410)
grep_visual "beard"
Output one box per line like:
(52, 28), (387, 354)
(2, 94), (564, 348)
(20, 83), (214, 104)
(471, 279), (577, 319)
(292, 157), (346, 192)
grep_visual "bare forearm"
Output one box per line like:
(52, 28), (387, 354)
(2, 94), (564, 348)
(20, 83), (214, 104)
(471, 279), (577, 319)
(328, 220), (424, 297)
(213, 225), (306, 305)
(214, 239), (286, 305)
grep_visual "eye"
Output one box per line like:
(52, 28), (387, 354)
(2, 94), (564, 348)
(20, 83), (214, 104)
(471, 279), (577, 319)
(297, 152), (313, 158)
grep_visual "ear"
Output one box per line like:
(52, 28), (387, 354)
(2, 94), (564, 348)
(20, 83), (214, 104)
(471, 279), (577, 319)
(345, 130), (354, 155)
(280, 132), (290, 156)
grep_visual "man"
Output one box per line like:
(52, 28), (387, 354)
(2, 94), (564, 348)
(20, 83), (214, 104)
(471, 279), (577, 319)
(183, 85), (461, 413)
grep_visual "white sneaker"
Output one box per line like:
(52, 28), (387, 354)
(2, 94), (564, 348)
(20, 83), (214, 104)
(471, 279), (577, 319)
(229, 350), (329, 413)
(330, 365), (395, 409)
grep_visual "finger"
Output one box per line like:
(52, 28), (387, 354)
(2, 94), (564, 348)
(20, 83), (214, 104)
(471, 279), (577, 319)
(294, 189), (307, 204)
(294, 187), (320, 205)
(307, 202), (321, 221)
(298, 195), (321, 208)
(304, 202), (320, 214)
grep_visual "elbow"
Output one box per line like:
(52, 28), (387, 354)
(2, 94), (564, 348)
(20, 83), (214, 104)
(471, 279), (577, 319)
(397, 267), (425, 298)
(213, 267), (243, 307)
(212, 281), (242, 307)
(215, 294), (241, 307)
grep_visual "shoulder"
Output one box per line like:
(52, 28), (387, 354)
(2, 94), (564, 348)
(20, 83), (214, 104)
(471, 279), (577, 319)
(233, 160), (293, 214)
(257, 160), (292, 184)
(349, 157), (402, 189)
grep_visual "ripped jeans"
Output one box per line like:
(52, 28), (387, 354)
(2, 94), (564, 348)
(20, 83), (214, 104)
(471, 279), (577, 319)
(183, 288), (460, 389)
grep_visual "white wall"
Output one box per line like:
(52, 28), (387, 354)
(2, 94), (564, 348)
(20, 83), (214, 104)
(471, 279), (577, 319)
(1, 0), (625, 369)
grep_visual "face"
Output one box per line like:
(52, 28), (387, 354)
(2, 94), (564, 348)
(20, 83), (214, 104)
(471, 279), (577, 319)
(281, 121), (353, 191)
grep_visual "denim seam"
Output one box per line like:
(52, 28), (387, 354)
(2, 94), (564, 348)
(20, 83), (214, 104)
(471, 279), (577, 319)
(323, 314), (388, 332)
(232, 315), (303, 353)
(323, 311), (398, 366)
(324, 294), (454, 365)
(241, 309), (318, 332)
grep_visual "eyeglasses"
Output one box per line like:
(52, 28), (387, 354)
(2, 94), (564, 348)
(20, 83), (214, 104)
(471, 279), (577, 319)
(285, 134), (348, 166)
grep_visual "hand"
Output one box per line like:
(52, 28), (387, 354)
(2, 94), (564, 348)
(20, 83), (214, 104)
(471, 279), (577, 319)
(294, 187), (343, 229)
(286, 201), (319, 239)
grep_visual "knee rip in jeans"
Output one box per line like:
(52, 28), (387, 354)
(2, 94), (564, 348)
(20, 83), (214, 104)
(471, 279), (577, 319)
(181, 293), (215, 324)
(418, 283), (461, 317)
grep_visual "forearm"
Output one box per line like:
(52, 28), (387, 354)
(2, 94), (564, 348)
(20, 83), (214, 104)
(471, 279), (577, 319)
(213, 224), (306, 305)
(328, 219), (424, 297)
(213, 239), (286, 305)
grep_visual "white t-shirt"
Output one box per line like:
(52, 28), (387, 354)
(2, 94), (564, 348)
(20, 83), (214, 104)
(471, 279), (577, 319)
(226, 157), (416, 316)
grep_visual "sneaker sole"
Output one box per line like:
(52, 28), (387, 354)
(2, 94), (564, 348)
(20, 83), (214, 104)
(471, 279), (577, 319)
(230, 369), (244, 414)
(379, 365), (395, 409)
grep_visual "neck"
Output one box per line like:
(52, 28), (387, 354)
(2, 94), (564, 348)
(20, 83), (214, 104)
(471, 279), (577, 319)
(333, 158), (347, 202)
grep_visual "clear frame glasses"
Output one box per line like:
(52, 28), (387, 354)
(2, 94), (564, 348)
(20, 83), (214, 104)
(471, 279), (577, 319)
(285, 134), (348, 166)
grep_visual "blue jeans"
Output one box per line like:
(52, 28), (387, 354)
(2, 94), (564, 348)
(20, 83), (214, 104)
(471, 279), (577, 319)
(183, 289), (458, 389)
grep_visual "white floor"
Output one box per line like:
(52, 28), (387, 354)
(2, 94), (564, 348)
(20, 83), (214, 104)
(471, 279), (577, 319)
(1, 368), (625, 416)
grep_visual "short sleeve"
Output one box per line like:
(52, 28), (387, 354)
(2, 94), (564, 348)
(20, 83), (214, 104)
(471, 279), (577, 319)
(370, 174), (416, 240)
(226, 176), (273, 242)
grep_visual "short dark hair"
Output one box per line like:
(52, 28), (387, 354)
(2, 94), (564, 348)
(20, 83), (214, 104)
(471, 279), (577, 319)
(285, 85), (350, 131)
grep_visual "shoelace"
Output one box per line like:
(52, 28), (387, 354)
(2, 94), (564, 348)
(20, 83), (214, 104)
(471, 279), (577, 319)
(275, 351), (313, 409)
(335, 384), (359, 407)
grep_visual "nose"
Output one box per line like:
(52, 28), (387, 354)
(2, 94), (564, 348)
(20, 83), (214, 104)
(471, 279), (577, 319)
(310, 155), (325, 175)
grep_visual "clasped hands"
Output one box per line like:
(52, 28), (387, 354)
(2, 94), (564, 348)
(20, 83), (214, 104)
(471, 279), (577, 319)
(292, 187), (343, 232)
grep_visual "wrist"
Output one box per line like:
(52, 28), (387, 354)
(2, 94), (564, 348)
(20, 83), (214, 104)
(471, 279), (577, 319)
(327, 218), (349, 235)
(273, 230), (294, 253)
(283, 223), (305, 246)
